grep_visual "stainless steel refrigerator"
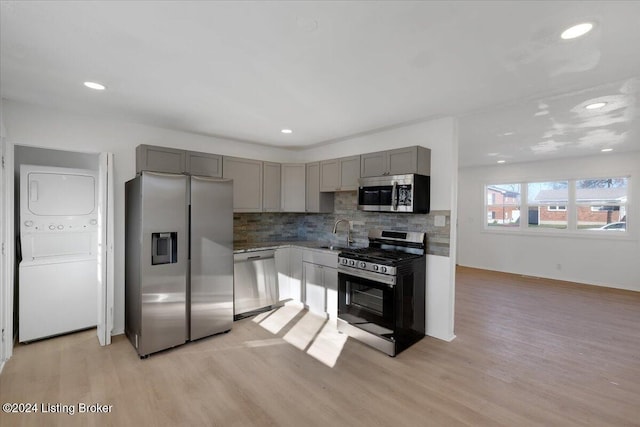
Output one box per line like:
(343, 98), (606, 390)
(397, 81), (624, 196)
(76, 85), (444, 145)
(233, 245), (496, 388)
(125, 172), (233, 357)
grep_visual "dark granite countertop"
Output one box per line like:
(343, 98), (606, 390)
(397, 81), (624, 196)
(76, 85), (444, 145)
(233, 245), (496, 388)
(233, 241), (351, 254)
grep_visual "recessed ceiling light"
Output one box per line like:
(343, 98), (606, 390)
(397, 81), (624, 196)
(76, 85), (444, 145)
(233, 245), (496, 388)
(83, 81), (106, 90)
(281, 129), (293, 134)
(497, 160), (506, 164)
(601, 148), (613, 152)
(585, 102), (606, 110)
(561, 22), (593, 40)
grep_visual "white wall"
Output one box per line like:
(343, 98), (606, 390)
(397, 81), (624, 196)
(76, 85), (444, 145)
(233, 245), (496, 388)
(295, 117), (459, 340)
(458, 152), (640, 292)
(2, 99), (295, 334)
(3, 100), (458, 342)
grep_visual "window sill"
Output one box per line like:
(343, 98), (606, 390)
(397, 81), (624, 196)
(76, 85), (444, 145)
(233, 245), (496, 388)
(481, 227), (635, 241)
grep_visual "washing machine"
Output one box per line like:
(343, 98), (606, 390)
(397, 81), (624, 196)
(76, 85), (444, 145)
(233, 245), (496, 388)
(19, 165), (99, 342)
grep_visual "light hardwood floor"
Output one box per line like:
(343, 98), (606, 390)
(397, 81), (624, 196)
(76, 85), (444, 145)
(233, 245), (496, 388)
(1, 266), (639, 426)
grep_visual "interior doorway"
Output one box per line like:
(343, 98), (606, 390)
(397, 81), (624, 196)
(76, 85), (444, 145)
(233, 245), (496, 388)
(1, 144), (113, 365)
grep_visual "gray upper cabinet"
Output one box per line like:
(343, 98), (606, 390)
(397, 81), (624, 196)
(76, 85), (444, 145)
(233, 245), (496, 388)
(136, 145), (186, 174)
(320, 159), (340, 192)
(360, 152), (386, 178)
(320, 155), (360, 192)
(339, 155), (360, 190)
(186, 151), (222, 177)
(306, 162), (334, 213)
(263, 162), (281, 212)
(281, 164), (306, 212)
(360, 146), (431, 177)
(223, 156), (263, 212)
(136, 145), (225, 178)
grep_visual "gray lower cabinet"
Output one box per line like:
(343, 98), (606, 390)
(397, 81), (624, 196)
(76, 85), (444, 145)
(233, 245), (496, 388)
(304, 262), (325, 315)
(289, 247), (304, 303)
(360, 146), (431, 177)
(223, 156), (263, 212)
(136, 144), (186, 174)
(303, 262), (338, 318)
(320, 155), (360, 192)
(275, 247), (291, 301)
(186, 151), (222, 177)
(302, 249), (338, 318)
(306, 162), (334, 213)
(263, 162), (281, 212)
(281, 164), (306, 212)
(324, 266), (338, 320)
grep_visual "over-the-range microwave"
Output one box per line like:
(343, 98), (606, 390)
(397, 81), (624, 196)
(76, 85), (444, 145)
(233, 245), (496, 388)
(357, 174), (430, 213)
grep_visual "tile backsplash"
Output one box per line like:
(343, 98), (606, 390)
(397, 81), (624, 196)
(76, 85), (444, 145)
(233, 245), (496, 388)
(234, 191), (450, 256)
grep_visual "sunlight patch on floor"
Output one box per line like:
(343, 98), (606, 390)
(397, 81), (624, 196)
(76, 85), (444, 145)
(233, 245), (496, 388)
(306, 320), (348, 368)
(256, 304), (304, 334)
(253, 303), (348, 368)
(252, 309), (274, 323)
(243, 338), (286, 348)
(282, 311), (326, 350)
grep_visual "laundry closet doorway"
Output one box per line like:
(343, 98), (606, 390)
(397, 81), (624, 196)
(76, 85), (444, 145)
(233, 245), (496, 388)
(6, 144), (113, 359)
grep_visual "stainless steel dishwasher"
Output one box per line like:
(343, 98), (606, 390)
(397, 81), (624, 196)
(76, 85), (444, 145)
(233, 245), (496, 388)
(233, 249), (279, 319)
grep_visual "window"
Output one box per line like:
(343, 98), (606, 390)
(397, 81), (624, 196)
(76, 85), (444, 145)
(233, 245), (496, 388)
(484, 176), (629, 233)
(486, 184), (520, 228)
(576, 178), (628, 231)
(527, 181), (568, 229)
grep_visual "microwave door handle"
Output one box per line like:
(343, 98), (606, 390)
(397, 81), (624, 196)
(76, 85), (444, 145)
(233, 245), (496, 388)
(392, 182), (397, 210)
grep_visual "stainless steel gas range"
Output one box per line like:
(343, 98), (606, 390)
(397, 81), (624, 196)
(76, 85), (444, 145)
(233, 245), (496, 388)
(337, 229), (426, 356)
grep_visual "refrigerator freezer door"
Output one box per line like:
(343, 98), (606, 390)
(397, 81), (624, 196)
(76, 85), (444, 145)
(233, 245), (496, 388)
(140, 172), (188, 355)
(190, 176), (234, 340)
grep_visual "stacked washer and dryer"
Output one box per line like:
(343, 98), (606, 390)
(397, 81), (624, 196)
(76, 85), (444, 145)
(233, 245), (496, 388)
(18, 165), (99, 342)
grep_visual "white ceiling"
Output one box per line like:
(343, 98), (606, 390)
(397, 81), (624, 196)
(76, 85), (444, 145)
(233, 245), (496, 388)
(2, 1), (639, 167)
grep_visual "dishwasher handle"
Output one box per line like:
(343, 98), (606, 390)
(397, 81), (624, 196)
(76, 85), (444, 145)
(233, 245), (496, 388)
(234, 250), (276, 263)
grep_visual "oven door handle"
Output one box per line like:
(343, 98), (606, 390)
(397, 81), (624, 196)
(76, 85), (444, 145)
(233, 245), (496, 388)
(338, 267), (396, 287)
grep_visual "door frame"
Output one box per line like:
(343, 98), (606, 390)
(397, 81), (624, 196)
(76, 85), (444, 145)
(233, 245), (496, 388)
(0, 138), (15, 370)
(97, 152), (114, 346)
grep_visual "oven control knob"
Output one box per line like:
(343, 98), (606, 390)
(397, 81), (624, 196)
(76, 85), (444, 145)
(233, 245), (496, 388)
(57, 224), (64, 230)
(373, 265), (379, 271)
(349, 260), (355, 266)
(24, 220), (33, 227)
(381, 266), (387, 273)
(49, 224), (56, 230)
(359, 262), (366, 268)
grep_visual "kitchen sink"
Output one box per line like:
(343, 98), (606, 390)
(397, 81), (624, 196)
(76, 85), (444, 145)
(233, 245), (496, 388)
(319, 245), (348, 251)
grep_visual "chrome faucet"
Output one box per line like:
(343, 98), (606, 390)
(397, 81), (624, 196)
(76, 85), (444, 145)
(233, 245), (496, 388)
(333, 219), (353, 246)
